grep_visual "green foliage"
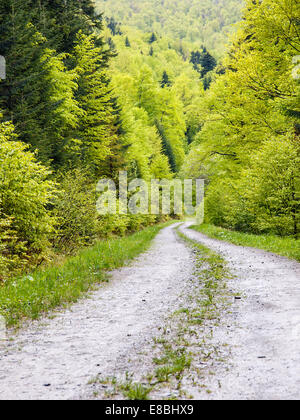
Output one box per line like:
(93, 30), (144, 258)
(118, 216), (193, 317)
(106, 17), (122, 37)
(154, 349), (191, 383)
(0, 121), (56, 276)
(205, 138), (300, 236)
(125, 36), (131, 47)
(149, 32), (157, 44)
(160, 71), (171, 88)
(0, 0), (182, 283)
(70, 31), (117, 172)
(0, 213), (20, 280)
(190, 48), (217, 78)
(53, 169), (99, 252)
(52, 167), (162, 252)
(0, 0), (117, 170)
(99, 9), (212, 174)
(97, 211), (161, 239)
(0, 3), (80, 165)
(183, 0), (300, 238)
(96, 0), (243, 57)
(123, 383), (151, 400)
(227, 138), (300, 236)
(108, 36), (191, 173)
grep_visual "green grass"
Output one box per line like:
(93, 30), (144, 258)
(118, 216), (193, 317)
(87, 374), (152, 400)
(190, 224), (300, 262)
(154, 349), (192, 383)
(0, 222), (174, 327)
(122, 382), (152, 400)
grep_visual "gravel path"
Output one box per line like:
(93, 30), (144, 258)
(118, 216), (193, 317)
(0, 222), (299, 400)
(0, 224), (194, 400)
(180, 224), (300, 400)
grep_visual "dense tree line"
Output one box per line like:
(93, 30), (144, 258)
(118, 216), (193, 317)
(0, 0), (171, 278)
(0, 0), (217, 278)
(95, 0), (243, 57)
(182, 0), (300, 237)
(101, 20), (215, 176)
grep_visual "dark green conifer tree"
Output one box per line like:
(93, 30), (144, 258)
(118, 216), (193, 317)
(155, 120), (177, 172)
(149, 32), (157, 44)
(0, 0), (79, 165)
(190, 48), (217, 78)
(125, 37), (131, 47)
(160, 71), (171, 88)
(71, 31), (121, 175)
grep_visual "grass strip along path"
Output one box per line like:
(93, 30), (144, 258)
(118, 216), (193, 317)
(191, 224), (300, 263)
(0, 222), (174, 327)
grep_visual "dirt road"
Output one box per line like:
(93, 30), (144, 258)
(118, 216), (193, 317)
(0, 223), (299, 400)
(0, 224), (193, 400)
(180, 224), (300, 400)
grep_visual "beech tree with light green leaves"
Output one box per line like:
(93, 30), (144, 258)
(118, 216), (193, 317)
(183, 0), (300, 237)
(0, 119), (56, 277)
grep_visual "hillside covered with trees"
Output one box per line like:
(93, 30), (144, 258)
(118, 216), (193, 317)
(96, 0), (243, 57)
(1, 0), (235, 280)
(182, 0), (300, 238)
(98, 0), (299, 238)
(0, 0), (170, 280)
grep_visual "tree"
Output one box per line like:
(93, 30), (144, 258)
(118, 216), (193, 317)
(107, 37), (116, 51)
(155, 88), (187, 171)
(136, 65), (159, 119)
(160, 71), (171, 88)
(199, 48), (217, 77)
(95, 0), (242, 56)
(0, 118), (56, 275)
(155, 120), (177, 172)
(149, 32), (157, 44)
(125, 36), (131, 47)
(98, 98), (130, 182)
(106, 17), (122, 36)
(226, 138), (300, 237)
(190, 48), (217, 78)
(71, 31), (118, 174)
(0, 3), (79, 166)
(184, 0), (300, 237)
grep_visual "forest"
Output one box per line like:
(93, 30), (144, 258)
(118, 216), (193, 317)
(0, 0), (299, 281)
(182, 0), (300, 239)
(95, 0), (243, 57)
(0, 0), (299, 402)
